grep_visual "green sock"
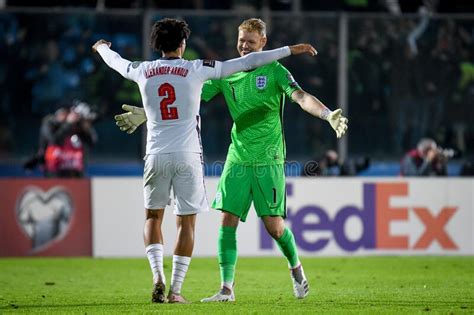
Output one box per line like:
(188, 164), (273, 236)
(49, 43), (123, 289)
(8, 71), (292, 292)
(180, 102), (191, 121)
(276, 227), (300, 268)
(218, 226), (237, 288)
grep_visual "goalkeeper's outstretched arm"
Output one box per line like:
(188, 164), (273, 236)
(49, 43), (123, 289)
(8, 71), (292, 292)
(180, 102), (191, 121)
(114, 105), (147, 134)
(291, 89), (348, 138)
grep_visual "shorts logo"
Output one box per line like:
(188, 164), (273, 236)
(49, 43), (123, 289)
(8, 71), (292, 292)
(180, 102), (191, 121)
(215, 192), (222, 203)
(256, 76), (267, 90)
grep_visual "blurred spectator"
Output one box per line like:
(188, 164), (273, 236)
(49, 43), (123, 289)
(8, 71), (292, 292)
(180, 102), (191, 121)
(23, 106), (69, 171)
(5, 0), (474, 12)
(459, 159), (474, 176)
(302, 150), (370, 176)
(1, 11), (472, 166)
(28, 40), (69, 114)
(400, 138), (449, 176)
(340, 156), (370, 176)
(302, 150), (341, 176)
(25, 101), (98, 177)
(387, 23), (424, 154)
(348, 19), (390, 156)
(45, 101), (98, 177)
(0, 116), (14, 157)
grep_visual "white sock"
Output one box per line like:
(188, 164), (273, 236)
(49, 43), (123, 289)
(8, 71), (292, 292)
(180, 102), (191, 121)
(146, 244), (165, 285)
(222, 281), (233, 292)
(170, 255), (191, 294)
(289, 261), (301, 269)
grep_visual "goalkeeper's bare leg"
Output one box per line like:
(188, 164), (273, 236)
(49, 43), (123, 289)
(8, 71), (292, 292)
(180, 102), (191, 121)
(263, 216), (309, 299)
(144, 209), (167, 303)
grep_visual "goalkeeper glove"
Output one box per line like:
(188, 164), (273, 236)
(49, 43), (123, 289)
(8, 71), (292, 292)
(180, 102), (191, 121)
(114, 104), (147, 134)
(325, 108), (348, 138)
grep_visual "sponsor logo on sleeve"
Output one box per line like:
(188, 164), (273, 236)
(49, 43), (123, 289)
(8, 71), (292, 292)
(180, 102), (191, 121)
(203, 60), (216, 68)
(289, 82), (299, 88)
(287, 73), (299, 88)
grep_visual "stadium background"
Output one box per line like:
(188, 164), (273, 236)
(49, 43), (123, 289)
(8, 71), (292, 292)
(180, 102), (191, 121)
(0, 0), (472, 257)
(0, 0), (472, 176)
(0, 1), (473, 313)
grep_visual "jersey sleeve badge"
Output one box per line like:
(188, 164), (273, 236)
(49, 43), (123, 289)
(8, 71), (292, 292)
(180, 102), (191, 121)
(127, 61), (142, 73)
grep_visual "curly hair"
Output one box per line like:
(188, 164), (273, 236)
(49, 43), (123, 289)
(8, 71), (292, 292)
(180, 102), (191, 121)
(150, 18), (191, 53)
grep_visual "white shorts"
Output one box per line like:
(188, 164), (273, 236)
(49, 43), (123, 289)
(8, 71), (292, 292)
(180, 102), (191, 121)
(143, 152), (209, 215)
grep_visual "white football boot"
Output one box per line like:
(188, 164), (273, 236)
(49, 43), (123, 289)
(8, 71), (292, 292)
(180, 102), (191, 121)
(291, 264), (309, 299)
(200, 287), (235, 302)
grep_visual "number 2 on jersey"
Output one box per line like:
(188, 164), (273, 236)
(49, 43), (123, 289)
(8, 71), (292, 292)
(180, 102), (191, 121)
(158, 83), (179, 120)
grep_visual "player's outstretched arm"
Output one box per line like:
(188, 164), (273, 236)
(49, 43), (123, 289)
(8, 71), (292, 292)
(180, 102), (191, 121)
(92, 39), (133, 79)
(288, 44), (318, 56)
(92, 39), (111, 52)
(217, 43), (317, 79)
(291, 89), (348, 138)
(114, 104), (147, 134)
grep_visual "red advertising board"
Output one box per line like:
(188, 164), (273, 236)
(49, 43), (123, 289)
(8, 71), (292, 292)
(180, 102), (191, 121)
(0, 179), (92, 256)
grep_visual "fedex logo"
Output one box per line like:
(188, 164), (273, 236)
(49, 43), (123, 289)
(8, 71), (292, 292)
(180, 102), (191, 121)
(260, 183), (458, 252)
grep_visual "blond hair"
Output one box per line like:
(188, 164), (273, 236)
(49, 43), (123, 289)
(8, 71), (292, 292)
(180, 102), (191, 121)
(238, 18), (266, 37)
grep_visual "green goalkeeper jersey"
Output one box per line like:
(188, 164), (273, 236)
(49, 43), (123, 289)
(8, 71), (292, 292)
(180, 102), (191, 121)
(201, 61), (300, 166)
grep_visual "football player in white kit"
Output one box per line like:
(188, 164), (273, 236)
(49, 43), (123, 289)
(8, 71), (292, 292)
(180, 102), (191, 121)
(92, 18), (316, 304)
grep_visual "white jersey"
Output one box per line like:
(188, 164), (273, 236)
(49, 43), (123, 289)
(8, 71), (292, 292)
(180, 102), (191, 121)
(121, 57), (222, 154)
(97, 45), (291, 154)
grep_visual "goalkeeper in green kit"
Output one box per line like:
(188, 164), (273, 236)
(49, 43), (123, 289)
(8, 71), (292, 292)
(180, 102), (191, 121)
(115, 18), (348, 301)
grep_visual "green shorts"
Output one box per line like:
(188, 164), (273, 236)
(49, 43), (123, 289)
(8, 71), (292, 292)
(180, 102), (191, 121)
(211, 161), (286, 222)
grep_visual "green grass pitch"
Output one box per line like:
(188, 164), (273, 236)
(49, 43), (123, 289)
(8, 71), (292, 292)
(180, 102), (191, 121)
(0, 256), (472, 313)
